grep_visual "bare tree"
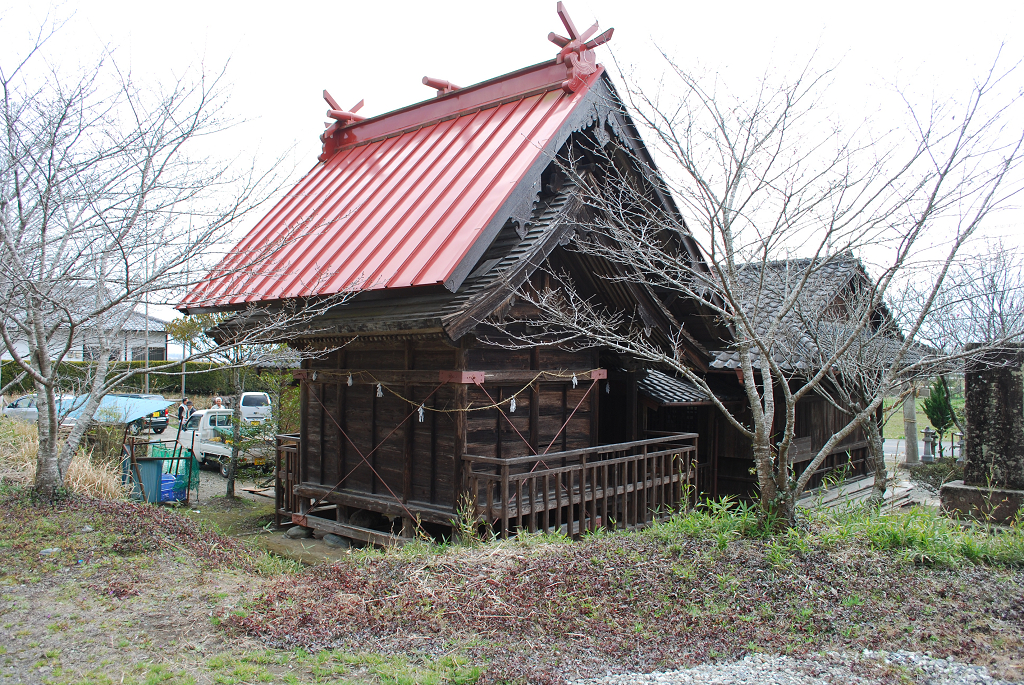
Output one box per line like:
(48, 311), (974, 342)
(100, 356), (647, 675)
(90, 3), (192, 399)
(801, 307), (917, 500)
(0, 20), (346, 501)
(915, 242), (1024, 354)
(495, 53), (1024, 525)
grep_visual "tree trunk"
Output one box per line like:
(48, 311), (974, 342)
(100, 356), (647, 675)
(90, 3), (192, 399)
(775, 490), (796, 529)
(752, 439), (779, 518)
(33, 412), (62, 501)
(226, 368), (242, 498)
(866, 417), (887, 502)
(31, 343), (63, 502)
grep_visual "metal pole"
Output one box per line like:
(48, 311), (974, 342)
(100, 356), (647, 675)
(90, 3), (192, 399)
(181, 342), (186, 400)
(145, 299), (150, 393)
(190, 429), (199, 503)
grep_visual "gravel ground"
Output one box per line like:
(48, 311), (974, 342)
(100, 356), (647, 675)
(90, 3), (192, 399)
(570, 651), (1019, 685)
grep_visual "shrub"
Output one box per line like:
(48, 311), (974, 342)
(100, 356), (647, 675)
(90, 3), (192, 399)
(0, 360), (234, 396)
(647, 494), (1024, 568)
(909, 455), (964, 492)
(814, 504), (1024, 567)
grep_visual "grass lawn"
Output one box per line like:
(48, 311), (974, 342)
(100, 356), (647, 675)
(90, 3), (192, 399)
(881, 396), (965, 445)
(2, 487), (1022, 684)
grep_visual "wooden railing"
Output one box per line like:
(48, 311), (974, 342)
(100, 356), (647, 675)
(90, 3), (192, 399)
(646, 430), (714, 497)
(275, 433), (301, 526)
(463, 432), (698, 538)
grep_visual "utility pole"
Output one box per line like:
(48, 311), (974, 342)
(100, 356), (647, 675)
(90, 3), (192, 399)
(144, 300), (150, 393)
(181, 341), (186, 399)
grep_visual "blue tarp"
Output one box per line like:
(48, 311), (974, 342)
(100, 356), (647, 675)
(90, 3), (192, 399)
(65, 395), (174, 425)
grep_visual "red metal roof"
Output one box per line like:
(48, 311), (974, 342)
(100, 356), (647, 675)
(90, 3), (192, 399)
(180, 58), (605, 311)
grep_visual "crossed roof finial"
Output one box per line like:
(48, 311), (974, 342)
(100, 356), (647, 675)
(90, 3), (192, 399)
(547, 2), (614, 93)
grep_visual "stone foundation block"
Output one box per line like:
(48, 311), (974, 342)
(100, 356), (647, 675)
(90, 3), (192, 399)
(940, 480), (1024, 524)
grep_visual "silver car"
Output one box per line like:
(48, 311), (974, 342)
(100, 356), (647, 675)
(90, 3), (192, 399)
(2, 394), (76, 422)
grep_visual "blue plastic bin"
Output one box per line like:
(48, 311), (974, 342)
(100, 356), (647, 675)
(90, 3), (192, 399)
(158, 474), (187, 502)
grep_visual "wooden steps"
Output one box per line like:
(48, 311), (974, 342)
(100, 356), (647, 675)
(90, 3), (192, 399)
(797, 474), (913, 510)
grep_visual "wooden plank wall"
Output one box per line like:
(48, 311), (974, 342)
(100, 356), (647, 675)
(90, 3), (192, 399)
(300, 338), (461, 519)
(464, 346), (595, 468)
(795, 398), (867, 452)
(298, 339), (598, 519)
(704, 393), (869, 497)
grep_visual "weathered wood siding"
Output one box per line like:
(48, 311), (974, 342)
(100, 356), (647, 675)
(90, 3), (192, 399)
(464, 346), (595, 461)
(299, 339), (461, 521)
(296, 338), (599, 522)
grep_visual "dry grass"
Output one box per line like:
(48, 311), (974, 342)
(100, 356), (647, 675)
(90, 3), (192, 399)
(0, 416), (38, 483)
(0, 416), (127, 499)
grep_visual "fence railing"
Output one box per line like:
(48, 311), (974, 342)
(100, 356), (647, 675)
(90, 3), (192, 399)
(463, 432), (698, 538)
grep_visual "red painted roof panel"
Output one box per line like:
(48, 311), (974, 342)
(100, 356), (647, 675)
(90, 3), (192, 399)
(181, 60), (600, 310)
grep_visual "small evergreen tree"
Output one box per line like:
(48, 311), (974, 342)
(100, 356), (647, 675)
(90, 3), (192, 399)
(922, 377), (955, 457)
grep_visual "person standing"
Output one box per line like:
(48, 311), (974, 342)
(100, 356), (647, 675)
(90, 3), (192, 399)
(178, 398), (189, 423)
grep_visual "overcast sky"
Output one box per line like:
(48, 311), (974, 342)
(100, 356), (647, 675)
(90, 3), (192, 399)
(4, 0), (1023, 343)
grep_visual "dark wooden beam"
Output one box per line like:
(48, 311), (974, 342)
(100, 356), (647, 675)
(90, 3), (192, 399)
(530, 347), (540, 453)
(442, 196), (583, 341)
(294, 368), (606, 385)
(293, 513), (412, 548)
(293, 483), (456, 525)
(403, 340), (413, 504)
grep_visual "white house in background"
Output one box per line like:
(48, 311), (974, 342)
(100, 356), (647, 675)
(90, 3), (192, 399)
(1, 310), (169, 363)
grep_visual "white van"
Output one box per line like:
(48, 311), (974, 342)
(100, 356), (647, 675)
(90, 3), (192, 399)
(176, 408), (271, 477)
(239, 392), (272, 424)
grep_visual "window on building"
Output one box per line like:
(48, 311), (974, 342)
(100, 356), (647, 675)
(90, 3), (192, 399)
(84, 347), (118, 361)
(131, 346), (166, 361)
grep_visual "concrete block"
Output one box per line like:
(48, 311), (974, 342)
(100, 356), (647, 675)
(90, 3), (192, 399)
(940, 479), (1024, 524)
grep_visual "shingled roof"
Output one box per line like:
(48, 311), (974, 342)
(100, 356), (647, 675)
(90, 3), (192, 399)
(709, 254), (895, 373)
(637, 369), (710, 405)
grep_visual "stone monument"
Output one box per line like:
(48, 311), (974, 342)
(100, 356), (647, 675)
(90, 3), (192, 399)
(940, 345), (1024, 523)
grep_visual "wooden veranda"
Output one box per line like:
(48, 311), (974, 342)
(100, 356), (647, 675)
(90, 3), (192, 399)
(464, 432), (699, 537)
(275, 431), (699, 541)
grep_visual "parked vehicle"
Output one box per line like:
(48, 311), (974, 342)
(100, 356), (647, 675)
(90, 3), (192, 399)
(59, 394), (173, 434)
(1, 394), (76, 423)
(2, 395), (37, 422)
(239, 392), (272, 424)
(112, 393), (170, 434)
(176, 408), (271, 477)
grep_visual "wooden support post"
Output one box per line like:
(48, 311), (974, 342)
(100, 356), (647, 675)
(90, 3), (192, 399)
(370, 383), (377, 495)
(590, 350), (600, 447)
(299, 372), (309, 484)
(403, 381), (413, 504)
(500, 460), (510, 538)
(453, 342), (467, 510)
(626, 371), (638, 442)
(530, 347), (539, 453)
